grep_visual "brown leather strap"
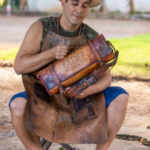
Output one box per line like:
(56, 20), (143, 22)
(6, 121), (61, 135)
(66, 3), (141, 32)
(88, 41), (102, 63)
(86, 103), (96, 120)
(64, 65), (108, 98)
(92, 65), (108, 79)
(57, 16), (60, 34)
(92, 69), (99, 79)
(64, 74), (97, 98)
(49, 65), (64, 93)
(89, 41), (107, 68)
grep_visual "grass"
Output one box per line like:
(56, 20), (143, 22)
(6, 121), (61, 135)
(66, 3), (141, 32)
(0, 48), (19, 62)
(0, 33), (150, 79)
(109, 34), (150, 78)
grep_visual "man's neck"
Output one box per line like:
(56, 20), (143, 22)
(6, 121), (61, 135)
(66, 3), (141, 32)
(60, 14), (81, 32)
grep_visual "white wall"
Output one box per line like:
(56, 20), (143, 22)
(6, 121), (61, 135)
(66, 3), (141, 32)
(105, 0), (131, 13)
(27, 0), (150, 13)
(28, 0), (102, 12)
(133, 0), (150, 12)
(27, 0), (62, 12)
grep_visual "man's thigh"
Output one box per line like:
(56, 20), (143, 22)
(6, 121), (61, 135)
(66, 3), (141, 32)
(103, 86), (129, 108)
(9, 91), (27, 110)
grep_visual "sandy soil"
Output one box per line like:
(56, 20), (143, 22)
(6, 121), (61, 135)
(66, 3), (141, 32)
(0, 15), (150, 149)
(0, 67), (150, 150)
(0, 136), (150, 150)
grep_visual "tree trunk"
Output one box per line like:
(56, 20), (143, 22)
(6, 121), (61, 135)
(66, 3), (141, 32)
(100, 0), (109, 13)
(130, 0), (134, 12)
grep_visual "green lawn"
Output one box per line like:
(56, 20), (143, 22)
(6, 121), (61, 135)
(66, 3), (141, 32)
(109, 34), (150, 78)
(0, 48), (19, 62)
(0, 33), (150, 78)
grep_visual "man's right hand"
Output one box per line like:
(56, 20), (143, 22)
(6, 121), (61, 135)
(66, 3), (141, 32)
(14, 21), (71, 75)
(52, 45), (69, 60)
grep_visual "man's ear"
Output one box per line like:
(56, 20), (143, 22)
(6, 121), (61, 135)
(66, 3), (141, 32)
(61, 0), (66, 8)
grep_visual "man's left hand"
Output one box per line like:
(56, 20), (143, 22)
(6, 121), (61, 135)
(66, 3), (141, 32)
(74, 92), (87, 99)
(65, 87), (88, 99)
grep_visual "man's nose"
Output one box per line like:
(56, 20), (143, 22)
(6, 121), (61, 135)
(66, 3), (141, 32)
(77, 5), (83, 13)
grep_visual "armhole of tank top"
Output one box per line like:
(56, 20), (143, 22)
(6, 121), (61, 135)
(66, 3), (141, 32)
(39, 17), (51, 49)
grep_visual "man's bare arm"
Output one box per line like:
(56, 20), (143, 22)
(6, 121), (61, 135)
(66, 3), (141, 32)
(14, 21), (69, 75)
(75, 68), (112, 99)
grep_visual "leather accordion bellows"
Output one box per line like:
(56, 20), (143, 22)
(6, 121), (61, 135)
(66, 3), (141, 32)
(37, 34), (118, 98)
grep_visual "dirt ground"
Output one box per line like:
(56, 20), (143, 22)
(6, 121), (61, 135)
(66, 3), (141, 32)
(0, 67), (150, 150)
(0, 15), (150, 149)
(1, 14), (150, 50)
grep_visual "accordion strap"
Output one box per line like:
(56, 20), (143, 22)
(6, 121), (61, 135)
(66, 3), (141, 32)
(64, 65), (108, 98)
(50, 65), (64, 93)
(88, 41), (106, 68)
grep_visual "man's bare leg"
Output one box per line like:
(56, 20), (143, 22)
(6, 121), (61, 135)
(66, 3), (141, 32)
(96, 94), (129, 150)
(10, 98), (42, 150)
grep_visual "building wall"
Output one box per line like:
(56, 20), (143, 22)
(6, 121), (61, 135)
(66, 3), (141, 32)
(133, 0), (150, 12)
(27, 0), (62, 12)
(27, 0), (150, 13)
(105, 0), (131, 13)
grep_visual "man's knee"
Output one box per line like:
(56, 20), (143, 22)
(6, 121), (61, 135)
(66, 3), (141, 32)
(119, 94), (129, 105)
(108, 93), (129, 110)
(113, 94), (129, 112)
(10, 97), (27, 116)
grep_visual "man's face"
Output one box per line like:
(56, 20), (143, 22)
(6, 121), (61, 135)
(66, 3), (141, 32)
(62, 0), (90, 26)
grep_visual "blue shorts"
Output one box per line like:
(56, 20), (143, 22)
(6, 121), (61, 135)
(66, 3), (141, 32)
(8, 86), (128, 109)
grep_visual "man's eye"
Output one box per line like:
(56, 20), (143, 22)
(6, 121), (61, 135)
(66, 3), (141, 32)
(83, 6), (87, 8)
(72, 3), (78, 6)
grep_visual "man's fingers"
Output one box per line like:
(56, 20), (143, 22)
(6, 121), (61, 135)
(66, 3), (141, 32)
(58, 47), (68, 53)
(55, 45), (70, 60)
(56, 54), (67, 60)
(59, 45), (69, 49)
(60, 50), (68, 54)
(57, 52), (67, 57)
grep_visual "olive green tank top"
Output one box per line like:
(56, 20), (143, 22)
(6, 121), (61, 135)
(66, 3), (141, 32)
(39, 16), (99, 48)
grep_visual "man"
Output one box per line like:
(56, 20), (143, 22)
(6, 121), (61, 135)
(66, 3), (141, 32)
(9, 0), (129, 150)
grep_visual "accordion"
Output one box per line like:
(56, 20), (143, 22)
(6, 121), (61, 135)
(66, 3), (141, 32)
(37, 34), (118, 98)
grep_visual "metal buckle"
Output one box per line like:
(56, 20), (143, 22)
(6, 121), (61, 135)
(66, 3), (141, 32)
(81, 80), (90, 89)
(86, 114), (96, 120)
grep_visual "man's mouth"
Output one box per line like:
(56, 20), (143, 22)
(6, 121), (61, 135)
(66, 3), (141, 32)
(73, 14), (82, 19)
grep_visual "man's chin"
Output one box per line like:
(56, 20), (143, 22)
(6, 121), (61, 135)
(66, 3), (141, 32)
(71, 22), (81, 26)
(71, 19), (82, 26)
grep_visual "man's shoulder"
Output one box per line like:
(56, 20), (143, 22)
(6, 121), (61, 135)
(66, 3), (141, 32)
(38, 17), (50, 27)
(38, 16), (58, 27)
(84, 24), (99, 41)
